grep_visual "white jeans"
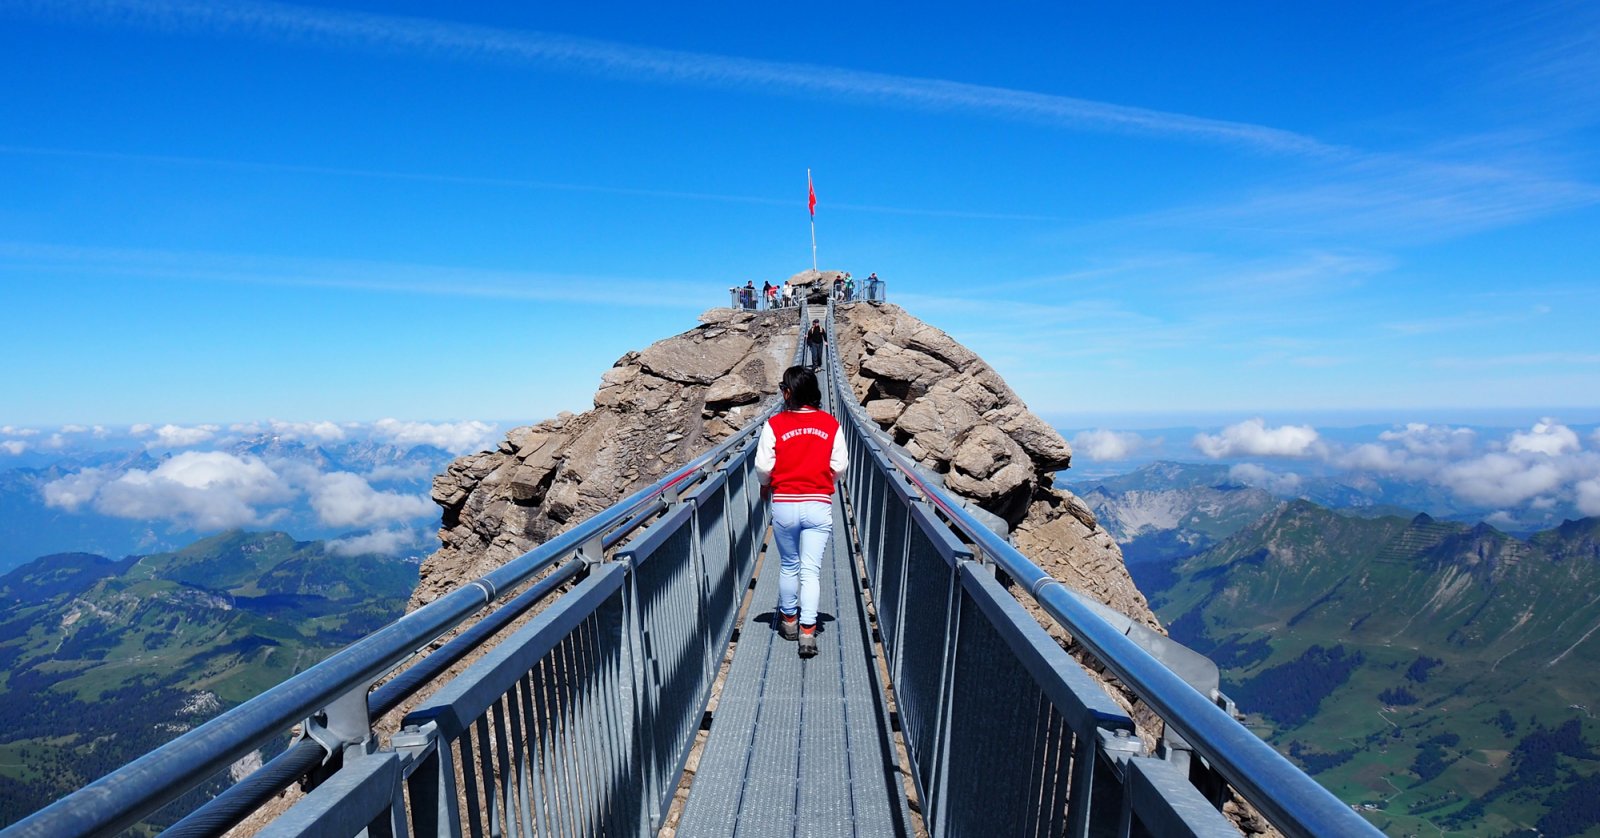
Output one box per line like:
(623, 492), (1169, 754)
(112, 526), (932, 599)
(771, 501), (832, 625)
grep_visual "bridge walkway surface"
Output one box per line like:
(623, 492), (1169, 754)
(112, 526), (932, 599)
(676, 501), (911, 837)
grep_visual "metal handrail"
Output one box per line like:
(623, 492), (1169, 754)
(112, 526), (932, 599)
(821, 301), (1380, 838)
(4, 310), (808, 838)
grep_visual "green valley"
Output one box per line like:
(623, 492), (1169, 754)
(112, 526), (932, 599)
(1148, 502), (1600, 837)
(0, 531), (417, 829)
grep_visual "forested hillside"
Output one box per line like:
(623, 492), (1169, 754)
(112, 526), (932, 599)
(0, 531), (417, 828)
(1147, 503), (1600, 837)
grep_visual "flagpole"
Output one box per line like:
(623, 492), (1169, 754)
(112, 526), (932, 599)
(808, 168), (817, 271)
(810, 218), (817, 272)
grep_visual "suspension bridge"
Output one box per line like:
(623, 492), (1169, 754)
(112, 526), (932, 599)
(2, 299), (1382, 838)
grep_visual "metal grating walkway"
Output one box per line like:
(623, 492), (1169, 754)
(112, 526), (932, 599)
(676, 501), (912, 837)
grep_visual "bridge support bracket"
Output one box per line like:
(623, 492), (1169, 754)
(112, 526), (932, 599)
(391, 721), (439, 764)
(296, 683), (376, 790)
(1158, 726), (1195, 774)
(1096, 726), (1146, 779)
(578, 533), (607, 566)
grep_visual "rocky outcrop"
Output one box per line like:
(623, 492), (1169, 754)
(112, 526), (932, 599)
(414, 306), (798, 609)
(834, 303), (1154, 628)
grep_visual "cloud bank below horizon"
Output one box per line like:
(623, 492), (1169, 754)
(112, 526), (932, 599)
(1073, 417), (1600, 523)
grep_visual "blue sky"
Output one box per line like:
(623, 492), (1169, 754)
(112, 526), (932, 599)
(3, 0), (1599, 429)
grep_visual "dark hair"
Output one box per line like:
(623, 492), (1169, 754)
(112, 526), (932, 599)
(780, 365), (822, 409)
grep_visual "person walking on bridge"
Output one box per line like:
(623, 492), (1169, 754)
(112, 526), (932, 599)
(755, 366), (848, 659)
(806, 319), (825, 368)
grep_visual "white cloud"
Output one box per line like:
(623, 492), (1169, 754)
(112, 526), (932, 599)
(328, 528), (426, 557)
(1334, 442), (1411, 474)
(1228, 463), (1304, 495)
(1438, 452), (1567, 508)
(1097, 416), (1600, 522)
(1330, 424), (1478, 479)
(309, 472), (434, 529)
(268, 419), (347, 442)
(1577, 479), (1600, 517)
(130, 423), (153, 436)
(59, 424), (89, 434)
(42, 468), (114, 510)
(1484, 510), (1518, 528)
(372, 419), (497, 454)
(1071, 429), (1149, 461)
(1507, 419), (1580, 456)
(0, 440), (27, 455)
(1194, 418), (1321, 458)
(366, 462), (432, 482)
(1377, 423), (1477, 457)
(47, 452), (294, 530)
(147, 423), (221, 449)
(1, 425), (40, 437)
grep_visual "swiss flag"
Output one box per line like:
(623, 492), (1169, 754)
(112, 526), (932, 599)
(808, 173), (816, 217)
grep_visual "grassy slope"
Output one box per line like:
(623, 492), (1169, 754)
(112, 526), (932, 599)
(0, 531), (417, 827)
(1153, 504), (1600, 837)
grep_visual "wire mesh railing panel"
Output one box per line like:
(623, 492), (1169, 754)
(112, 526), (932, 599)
(857, 449), (889, 583)
(624, 512), (714, 822)
(943, 582), (1078, 838)
(725, 462), (756, 582)
(692, 474), (738, 662)
(890, 508), (962, 816)
(872, 493), (911, 670)
(399, 564), (644, 838)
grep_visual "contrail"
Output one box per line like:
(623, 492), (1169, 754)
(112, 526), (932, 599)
(0, 144), (1069, 220)
(9, 0), (1345, 157)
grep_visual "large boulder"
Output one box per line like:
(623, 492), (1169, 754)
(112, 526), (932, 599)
(835, 302), (1085, 532)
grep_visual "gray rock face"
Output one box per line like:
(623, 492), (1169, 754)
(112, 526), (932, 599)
(412, 307), (798, 609)
(833, 303), (1154, 628)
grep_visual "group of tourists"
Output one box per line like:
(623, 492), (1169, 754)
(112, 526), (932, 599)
(731, 272), (881, 311)
(733, 280), (801, 311)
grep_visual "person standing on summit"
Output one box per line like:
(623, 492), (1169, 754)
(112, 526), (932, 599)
(806, 319), (825, 369)
(755, 366), (848, 659)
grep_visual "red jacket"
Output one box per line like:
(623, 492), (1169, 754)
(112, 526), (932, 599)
(755, 408), (849, 503)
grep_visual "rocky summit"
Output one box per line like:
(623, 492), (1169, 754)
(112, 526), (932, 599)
(416, 305), (795, 608)
(417, 301), (1153, 632)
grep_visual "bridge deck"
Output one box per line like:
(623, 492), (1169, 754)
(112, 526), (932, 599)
(676, 501), (912, 837)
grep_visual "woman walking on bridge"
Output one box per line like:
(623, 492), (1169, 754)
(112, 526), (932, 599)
(755, 366), (848, 659)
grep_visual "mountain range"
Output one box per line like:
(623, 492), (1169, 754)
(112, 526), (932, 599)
(0, 530), (417, 829)
(1145, 501), (1600, 837)
(1067, 460), (1520, 574)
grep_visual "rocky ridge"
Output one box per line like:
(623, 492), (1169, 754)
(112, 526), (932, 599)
(413, 306), (796, 609)
(832, 303), (1156, 629)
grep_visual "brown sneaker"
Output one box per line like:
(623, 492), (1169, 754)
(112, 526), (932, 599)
(798, 624), (818, 659)
(777, 612), (799, 641)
